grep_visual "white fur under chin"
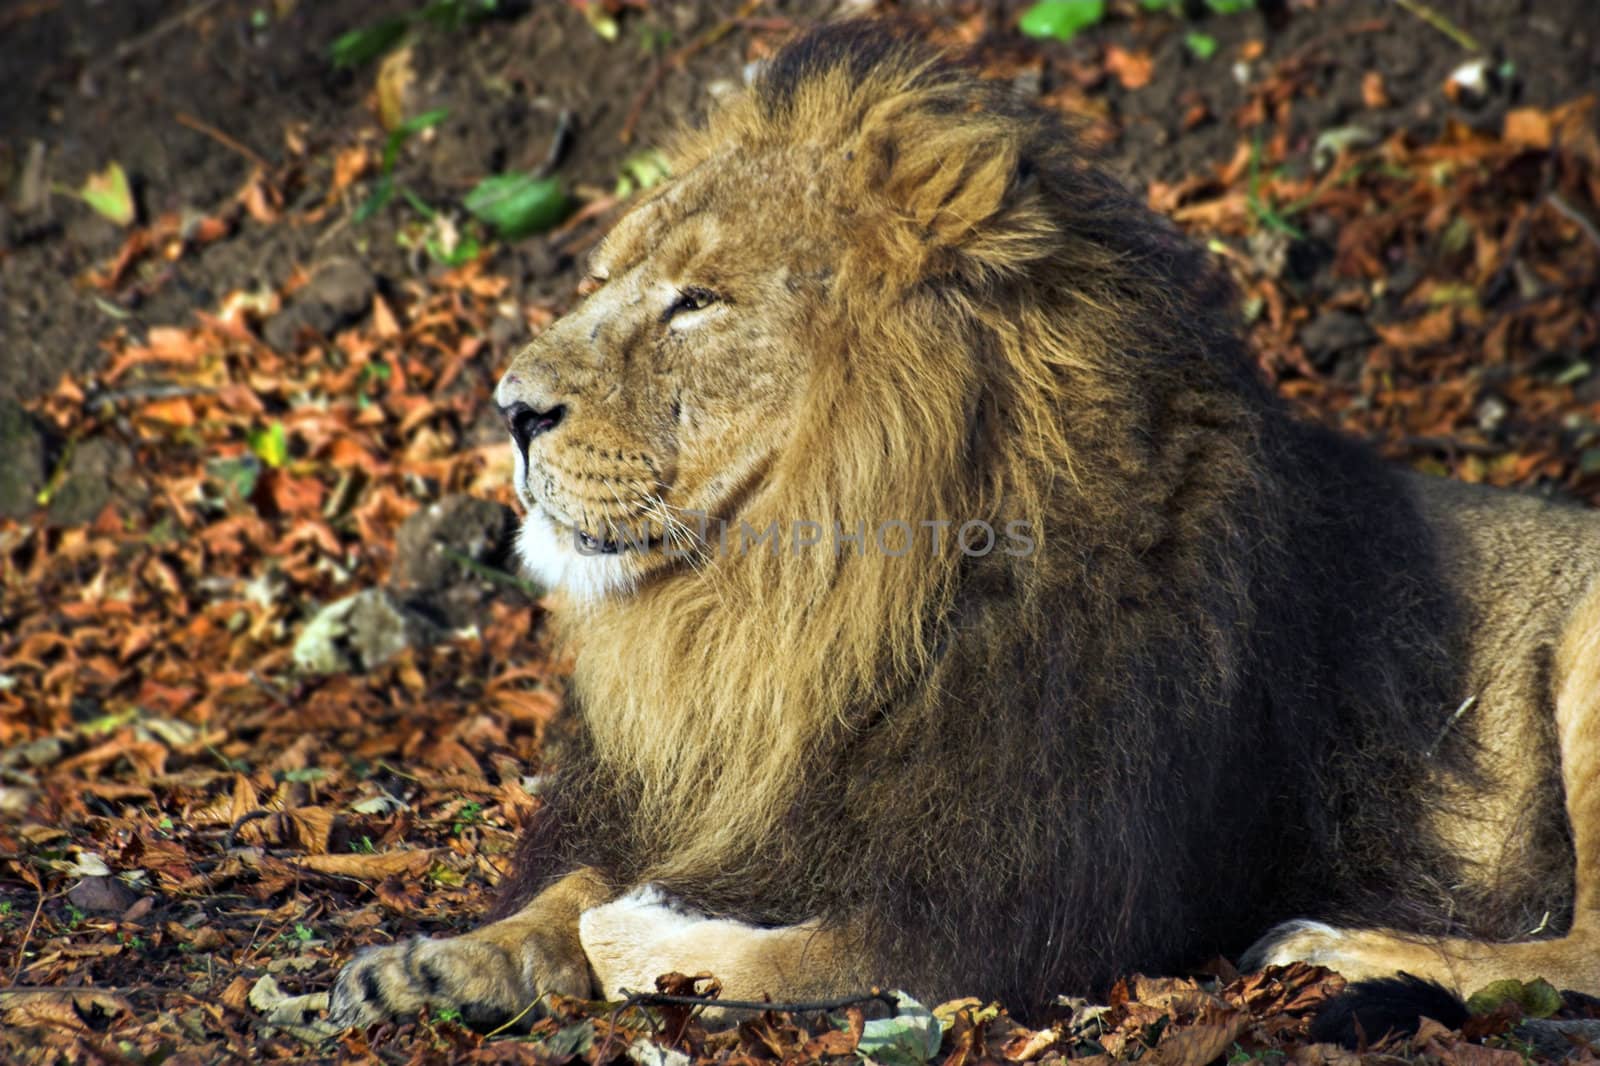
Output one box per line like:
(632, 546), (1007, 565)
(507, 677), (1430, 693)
(516, 509), (636, 604)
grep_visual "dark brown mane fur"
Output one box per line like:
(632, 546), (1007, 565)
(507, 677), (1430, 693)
(491, 22), (1562, 1016)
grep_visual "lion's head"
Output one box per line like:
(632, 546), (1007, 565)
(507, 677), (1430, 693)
(495, 26), (1172, 606)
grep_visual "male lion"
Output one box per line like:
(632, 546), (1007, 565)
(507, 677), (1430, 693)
(331, 23), (1600, 1030)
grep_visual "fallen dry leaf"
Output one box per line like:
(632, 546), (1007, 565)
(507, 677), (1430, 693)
(1105, 45), (1153, 91)
(288, 849), (437, 879)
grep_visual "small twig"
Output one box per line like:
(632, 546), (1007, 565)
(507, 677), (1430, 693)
(1549, 192), (1600, 254)
(249, 670), (292, 709)
(0, 986), (135, 997)
(84, 383), (216, 407)
(176, 111), (270, 171)
(483, 996), (544, 1039)
(239, 915), (269, 960)
(11, 891), (45, 980)
(619, 0), (764, 145)
(375, 760), (421, 782)
(533, 110), (577, 180)
(1392, 0), (1483, 53)
(440, 547), (544, 600)
(0, 1), (63, 35)
(175, 111), (269, 171)
(1275, 17), (1389, 75)
(97, 0), (223, 67)
(223, 808), (272, 851)
(619, 986), (899, 1016)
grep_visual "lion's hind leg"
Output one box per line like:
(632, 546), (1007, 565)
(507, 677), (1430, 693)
(578, 887), (864, 1015)
(1248, 576), (1600, 998)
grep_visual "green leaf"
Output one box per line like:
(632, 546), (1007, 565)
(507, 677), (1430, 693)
(329, 18), (408, 68)
(1185, 32), (1218, 60)
(1139, 0), (1176, 8)
(1466, 978), (1562, 1019)
(354, 174), (394, 223)
(581, 4), (619, 41)
(1205, 0), (1254, 12)
(356, 109), (448, 223)
(80, 162), (135, 226)
(419, 0), (498, 29)
(615, 149), (671, 198)
(399, 186), (438, 221)
(248, 421), (288, 470)
(1018, 0), (1106, 41)
(394, 107), (451, 141)
(857, 993), (944, 1066)
(1440, 216), (1474, 255)
(463, 173), (570, 239)
(383, 107), (450, 172)
(426, 226), (481, 267)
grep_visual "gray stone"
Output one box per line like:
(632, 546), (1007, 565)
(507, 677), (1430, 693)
(303, 258), (375, 320)
(68, 875), (140, 916)
(261, 258), (375, 352)
(292, 587), (444, 675)
(392, 494), (528, 627)
(47, 436), (134, 526)
(1300, 310), (1375, 369)
(0, 398), (47, 520)
(0, 736), (63, 769)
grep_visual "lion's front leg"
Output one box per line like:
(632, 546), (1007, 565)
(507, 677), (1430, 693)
(578, 887), (865, 1014)
(329, 867), (610, 1030)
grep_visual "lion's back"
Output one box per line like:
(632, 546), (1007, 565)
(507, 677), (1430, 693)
(1402, 471), (1599, 933)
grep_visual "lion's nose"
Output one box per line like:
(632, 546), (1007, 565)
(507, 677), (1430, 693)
(500, 401), (566, 456)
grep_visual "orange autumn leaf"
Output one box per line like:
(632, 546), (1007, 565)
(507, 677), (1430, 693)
(240, 173), (280, 223)
(371, 293), (401, 339)
(137, 396), (198, 427)
(289, 849), (436, 880)
(1551, 95), (1600, 164)
(1104, 45), (1153, 91)
(329, 143), (372, 196)
(492, 688), (563, 724)
(327, 436), (378, 468)
(85, 229), (152, 289)
(257, 469), (327, 516)
(186, 214), (230, 245)
(1375, 308), (1456, 350)
(1362, 70), (1389, 109)
(1503, 108), (1553, 149)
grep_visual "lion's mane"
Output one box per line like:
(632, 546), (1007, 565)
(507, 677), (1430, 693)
(494, 24), (1511, 1014)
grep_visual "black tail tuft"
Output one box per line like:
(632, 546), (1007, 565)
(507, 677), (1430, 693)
(1309, 974), (1469, 1049)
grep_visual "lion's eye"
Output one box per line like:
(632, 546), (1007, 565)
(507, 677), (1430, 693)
(663, 287), (719, 322)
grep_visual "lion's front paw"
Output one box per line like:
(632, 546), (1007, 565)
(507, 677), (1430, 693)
(329, 934), (561, 1031)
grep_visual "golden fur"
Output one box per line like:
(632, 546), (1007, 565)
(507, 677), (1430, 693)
(330, 23), (1600, 1030)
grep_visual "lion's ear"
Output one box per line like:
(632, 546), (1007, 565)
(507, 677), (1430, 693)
(852, 108), (1051, 278)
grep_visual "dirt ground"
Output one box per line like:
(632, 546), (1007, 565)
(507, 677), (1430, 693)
(4, 0), (1597, 400)
(2, 0), (1600, 1061)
